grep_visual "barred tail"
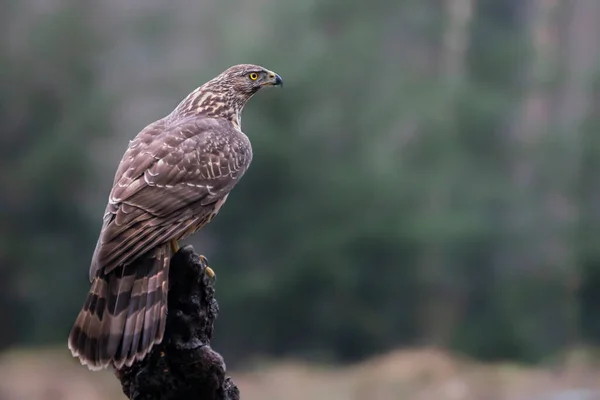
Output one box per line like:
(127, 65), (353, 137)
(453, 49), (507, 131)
(68, 245), (170, 370)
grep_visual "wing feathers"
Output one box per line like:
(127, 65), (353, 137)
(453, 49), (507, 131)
(91, 117), (252, 279)
(124, 185), (208, 217)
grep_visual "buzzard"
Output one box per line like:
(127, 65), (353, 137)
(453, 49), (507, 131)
(68, 64), (283, 370)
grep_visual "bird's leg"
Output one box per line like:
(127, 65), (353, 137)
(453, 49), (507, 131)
(199, 255), (215, 280)
(170, 239), (180, 254)
(170, 239), (214, 279)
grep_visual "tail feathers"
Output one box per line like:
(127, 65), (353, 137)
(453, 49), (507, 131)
(68, 245), (170, 370)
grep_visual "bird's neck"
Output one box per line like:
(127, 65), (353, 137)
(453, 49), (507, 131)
(173, 85), (249, 130)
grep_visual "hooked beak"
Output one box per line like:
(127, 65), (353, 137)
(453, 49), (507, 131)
(265, 70), (283, 87)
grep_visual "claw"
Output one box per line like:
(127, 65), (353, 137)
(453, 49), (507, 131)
(205, 266), (215, 279)
(199, 255), (215, 280)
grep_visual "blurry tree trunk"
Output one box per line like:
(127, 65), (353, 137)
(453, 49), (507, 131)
(553, 0), (600, 349)
(505, 0), (559, 272)
(440, 0), (472, 94)
(511, 0), (559, 175)
(503, 0), (562, 357)
(506, 0), (600, 354)
(418, 0), (473, 346)
(554, 0), (600, 229)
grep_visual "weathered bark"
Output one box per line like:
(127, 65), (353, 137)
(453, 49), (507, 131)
(114, 245), (239, 400)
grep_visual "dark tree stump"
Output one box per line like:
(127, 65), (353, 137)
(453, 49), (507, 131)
(114, 245), (239, 400)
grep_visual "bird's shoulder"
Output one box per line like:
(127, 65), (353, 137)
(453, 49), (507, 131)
(168, 115), (252, 157)
(109, 114), (252, 203)
(157, 115), (253, 183)
(120, 114), (251, 164)
(159, 116), (253, 179)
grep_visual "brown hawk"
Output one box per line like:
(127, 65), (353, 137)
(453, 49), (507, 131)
(68, 64), (283, 370)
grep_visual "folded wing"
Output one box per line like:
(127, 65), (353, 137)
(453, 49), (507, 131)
(89, 117), (252, 279)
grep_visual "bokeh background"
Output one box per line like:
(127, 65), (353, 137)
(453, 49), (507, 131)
(2, 0), (600, 399)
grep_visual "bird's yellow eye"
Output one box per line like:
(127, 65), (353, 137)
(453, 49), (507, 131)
(249, 72), (258, 81)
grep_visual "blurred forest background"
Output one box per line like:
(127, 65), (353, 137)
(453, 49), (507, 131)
(2, 0), (600, 398)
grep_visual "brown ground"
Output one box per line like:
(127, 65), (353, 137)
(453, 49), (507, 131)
(0, 347), (599, 400)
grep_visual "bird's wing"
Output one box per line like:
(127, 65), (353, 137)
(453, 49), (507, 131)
(89, 117), (252, 279)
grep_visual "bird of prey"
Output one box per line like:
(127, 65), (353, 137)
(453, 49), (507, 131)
(68, 64), (283, 370)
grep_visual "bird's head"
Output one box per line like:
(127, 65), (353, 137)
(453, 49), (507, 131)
(175, 64), (283, 125)
(214, 64), (283, 97)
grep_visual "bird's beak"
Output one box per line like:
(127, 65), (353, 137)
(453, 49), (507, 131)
(264, 70), (283, 87)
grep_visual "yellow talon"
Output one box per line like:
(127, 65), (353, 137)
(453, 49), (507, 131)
(205, 266), (215, 278)
(199, 255), (215, 279)
(170, 239), (180, 253)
